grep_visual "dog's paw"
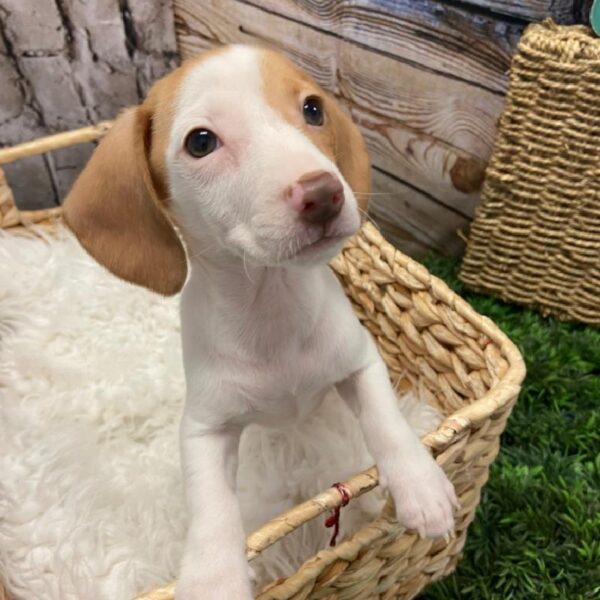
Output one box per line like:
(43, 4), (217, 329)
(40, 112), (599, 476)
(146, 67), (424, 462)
(380, 452), (458, 539)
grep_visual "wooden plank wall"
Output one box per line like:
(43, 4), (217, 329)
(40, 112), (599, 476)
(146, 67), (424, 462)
(458, 0), (592, 21)
(173, 0), (587, 257)
(2, 1), (588, 253)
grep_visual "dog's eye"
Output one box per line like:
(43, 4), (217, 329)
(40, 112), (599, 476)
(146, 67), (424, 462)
(303, 96), (324, 126)
(184, 129), (219, 158)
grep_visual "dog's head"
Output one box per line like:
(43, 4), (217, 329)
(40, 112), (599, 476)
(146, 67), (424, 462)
(63, 45), (371, 295)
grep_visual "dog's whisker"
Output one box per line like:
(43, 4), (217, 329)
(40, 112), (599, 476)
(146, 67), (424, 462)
(242, 250), (255, 284)
(354, 192), (399, 197)
(183, 240), (222, 264)
(357, 208), (381, 231)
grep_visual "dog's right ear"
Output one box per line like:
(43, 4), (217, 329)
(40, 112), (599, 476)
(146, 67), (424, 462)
(325, 97), (371, 214)
(63, 107), (188, 296)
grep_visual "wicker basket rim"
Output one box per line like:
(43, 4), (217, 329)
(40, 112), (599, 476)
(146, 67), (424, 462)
(0, 124), (526, 600)
(523, 19), (600, 60)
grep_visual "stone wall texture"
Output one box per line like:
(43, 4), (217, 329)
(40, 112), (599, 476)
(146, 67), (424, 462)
(0, 0), (179, 209)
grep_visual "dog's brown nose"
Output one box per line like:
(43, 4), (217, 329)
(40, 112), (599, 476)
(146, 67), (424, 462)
(285, 171), (345, 224)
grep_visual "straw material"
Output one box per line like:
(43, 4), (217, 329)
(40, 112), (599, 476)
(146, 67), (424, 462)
(460, 20), (600, 326)
(1, 126), (525, 600)
(0, 123), (114, 233)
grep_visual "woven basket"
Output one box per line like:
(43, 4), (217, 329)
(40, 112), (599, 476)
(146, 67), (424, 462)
(460, 20), (600, 326)
(0, 126), (525, 600)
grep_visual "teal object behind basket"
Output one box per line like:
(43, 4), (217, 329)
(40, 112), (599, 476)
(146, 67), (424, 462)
(592, 0), (600, 36)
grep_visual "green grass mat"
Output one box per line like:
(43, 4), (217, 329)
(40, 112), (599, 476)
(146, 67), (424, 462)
(421, 257), (600, 600)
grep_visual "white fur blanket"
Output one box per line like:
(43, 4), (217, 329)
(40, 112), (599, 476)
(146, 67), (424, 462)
(0, 228), (440, 600)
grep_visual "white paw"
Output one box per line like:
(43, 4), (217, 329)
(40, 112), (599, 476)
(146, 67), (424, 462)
(380, 452), (458, 538)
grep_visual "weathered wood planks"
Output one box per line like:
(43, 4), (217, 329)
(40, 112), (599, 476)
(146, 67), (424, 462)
(175, 0), (511, 256)
(238, 0), (522, 93)
(452, 0), (588, 22)
(369, 168), (469, 257)
(353, 105), (485, 217)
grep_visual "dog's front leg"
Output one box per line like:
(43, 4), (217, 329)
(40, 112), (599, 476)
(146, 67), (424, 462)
(336, 353), (458, 538)
(176, 415), (253, 600)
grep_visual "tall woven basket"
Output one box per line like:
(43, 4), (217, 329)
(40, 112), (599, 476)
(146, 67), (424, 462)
(0, 126), (525, 600)
(460, 20), (600, 326)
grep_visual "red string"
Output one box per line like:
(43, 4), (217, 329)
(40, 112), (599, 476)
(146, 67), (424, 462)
(324, 482), (352, 547)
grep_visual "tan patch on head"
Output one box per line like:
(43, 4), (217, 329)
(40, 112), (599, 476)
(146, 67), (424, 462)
(144, 46), (230, 202)
(257, 48), (371, 212)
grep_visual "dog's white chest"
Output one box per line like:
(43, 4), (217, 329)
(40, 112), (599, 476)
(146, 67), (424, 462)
(180, 265), (368, 428)
(190, 322), (349, 427)
(235, 347), (340, 425)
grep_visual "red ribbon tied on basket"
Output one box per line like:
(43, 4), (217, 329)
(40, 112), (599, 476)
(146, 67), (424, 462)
(324, 482), (352, 547)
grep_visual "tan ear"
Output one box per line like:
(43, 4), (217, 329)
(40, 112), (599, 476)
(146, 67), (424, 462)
(327, 99), (371, 213)
(63, 107), (187, 295)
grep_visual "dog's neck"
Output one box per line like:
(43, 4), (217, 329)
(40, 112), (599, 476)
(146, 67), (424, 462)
(181, 240), (328, 357)
(193, 252), (318, 303)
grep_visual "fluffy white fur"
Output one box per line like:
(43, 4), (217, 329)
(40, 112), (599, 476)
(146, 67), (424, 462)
(0, 229), (441, 600)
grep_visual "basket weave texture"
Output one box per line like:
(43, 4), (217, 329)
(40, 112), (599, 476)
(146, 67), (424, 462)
(0, 127), (525, 600)
(460, 20), (600, 326)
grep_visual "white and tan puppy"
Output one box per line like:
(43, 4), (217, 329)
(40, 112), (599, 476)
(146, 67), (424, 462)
(63, 45), (457, 599)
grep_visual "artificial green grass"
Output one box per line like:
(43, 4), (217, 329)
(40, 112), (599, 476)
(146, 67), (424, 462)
(420, 256), (600, 600)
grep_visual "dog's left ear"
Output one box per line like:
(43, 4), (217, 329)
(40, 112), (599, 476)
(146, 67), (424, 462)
(63, 105), (188, 296)
(326, 99), (371, 213)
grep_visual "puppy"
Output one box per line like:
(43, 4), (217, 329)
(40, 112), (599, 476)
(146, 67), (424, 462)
(63, 45), (457, 599)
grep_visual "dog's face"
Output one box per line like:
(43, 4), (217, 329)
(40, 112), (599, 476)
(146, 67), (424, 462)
(63, 45), (370, 294)
(168, 46), (366, 267)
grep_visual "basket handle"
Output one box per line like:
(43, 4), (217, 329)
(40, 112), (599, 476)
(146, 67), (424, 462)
(0, 121), (113, 230)
(132, 468), (380, 600)
(0, 121), (113, 166)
